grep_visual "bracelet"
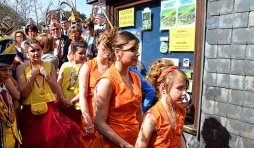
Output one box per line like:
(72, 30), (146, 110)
(85, 126), (94, 130)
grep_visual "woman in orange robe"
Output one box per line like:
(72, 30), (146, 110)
(93, 31), (142, 148)
(135, 59), (188, 148)
(79, 30), (113, 148)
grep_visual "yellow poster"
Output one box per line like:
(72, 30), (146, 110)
(118, 7), (135, 28)
(169, 28), (195, 51)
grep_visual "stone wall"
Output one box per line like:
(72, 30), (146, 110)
(187, 0), (254, 148)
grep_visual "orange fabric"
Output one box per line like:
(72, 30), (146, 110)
(93, 65), (142, 148)
(80, 58), (113, 148)
(145, 101), (185, 148)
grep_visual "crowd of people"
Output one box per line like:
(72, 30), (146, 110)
(0, 8), (189, 148)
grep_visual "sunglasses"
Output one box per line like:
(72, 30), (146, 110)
(84, 25), (92, 29)
(52, 28), (59, 31)
(72, 20), (81, 24)
(118, 46), (139, 53)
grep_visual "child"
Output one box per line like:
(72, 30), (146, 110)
(0, 53), (22, 148)
(135, 59), (188, 148)
(57, 41), (87, 125)
(16, 39), (80, 147)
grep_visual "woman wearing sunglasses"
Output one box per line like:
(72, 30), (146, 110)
(83, 17), (96, 60)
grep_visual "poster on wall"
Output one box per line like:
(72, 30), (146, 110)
(178, 0), (196, 27)
(122, 28), (142, 61)
(118, 7), (135, 28)
(160, 0), (196, 30)
(169, 28), (195, 51)
(160, 0), (177, 30)
(142, 8), (152, 30)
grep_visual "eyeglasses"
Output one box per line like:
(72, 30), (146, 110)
(72, 20), (81, 24)
(52, 28), (59, 31)
(119, 46), (139, 53)
(84, 25), (92, 29)
(16, 36), (23, 38)
(69, 32), (80, 38)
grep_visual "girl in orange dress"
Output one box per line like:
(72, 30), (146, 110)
(93, 31), (142, 148)
(79, 29), (114, 148)
(135, 59), (188, 148)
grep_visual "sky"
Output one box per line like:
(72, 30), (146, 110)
(51, 0), (93, 16)
(8, 0), (93, 18)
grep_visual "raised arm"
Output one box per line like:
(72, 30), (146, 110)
(135, 113), (156, 148)
(16, 63), (38, 99)
(5, 78), (20, 100)
(94, 78), (133, 148)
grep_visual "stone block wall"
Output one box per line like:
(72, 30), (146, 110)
(186, 0), (254, 148)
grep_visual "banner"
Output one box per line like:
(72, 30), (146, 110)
(119, 7), (135, 28)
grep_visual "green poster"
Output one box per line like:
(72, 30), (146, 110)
(142, 8), (152, 30)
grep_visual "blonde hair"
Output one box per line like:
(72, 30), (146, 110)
(147, 59), (188, 94)
(36, 33), (54, 53)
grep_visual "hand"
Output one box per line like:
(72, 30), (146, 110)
(39, 66), (49, 77)
(4, 78), (16, 89)
(30, 67), (40, 78)
(69, 99), (75, 105)
(85, 123), (95, 137)
(61, 98), (72, 108)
